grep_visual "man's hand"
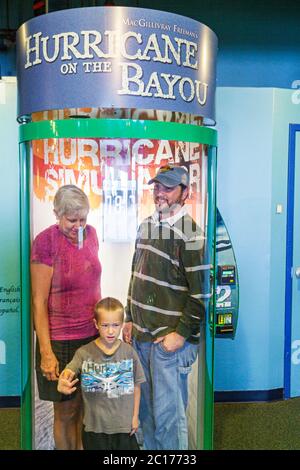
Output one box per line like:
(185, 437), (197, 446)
(41, 351), (60, 381)
(154, 332), (185, 352)
(57, 369), (79, 395)
(123, 321), (133, 344)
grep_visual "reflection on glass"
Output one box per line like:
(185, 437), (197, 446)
(29, 124), (215, 449)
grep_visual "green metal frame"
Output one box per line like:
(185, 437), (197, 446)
(203, 146), (218, 449)
(19, 118), (217, 450)
(19, 141), (32, 450)
(19, 119), (217, 145)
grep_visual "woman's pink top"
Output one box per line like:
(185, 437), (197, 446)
(31, 224), (101, 341)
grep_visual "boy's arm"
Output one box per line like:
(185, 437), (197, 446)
(57, 368), (79, 395)
(130, 383), (141, 436)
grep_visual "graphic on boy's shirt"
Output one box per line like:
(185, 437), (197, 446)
(81, 358), (134, 398)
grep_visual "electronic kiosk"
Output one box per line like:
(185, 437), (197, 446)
(215, 210), (239, 338)
(17, 6), (218, 450)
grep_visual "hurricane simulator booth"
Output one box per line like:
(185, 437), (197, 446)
(17, 6), (218, 450)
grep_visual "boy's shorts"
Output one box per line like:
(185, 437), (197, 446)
(35, 334), (98, 402)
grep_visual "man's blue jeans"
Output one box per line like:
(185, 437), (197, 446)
(133, 338), (198, 450)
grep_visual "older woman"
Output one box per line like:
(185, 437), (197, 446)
(31, 185), (101, 450)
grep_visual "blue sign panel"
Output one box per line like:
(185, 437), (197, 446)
(16, 7), (217, 122)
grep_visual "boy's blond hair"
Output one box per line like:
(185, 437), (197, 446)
(94, 297), (124, 322)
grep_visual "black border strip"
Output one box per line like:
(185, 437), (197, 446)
(215, 388), (284, 403)
(0, 396), (21, 408)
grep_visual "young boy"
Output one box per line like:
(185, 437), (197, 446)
(57, 297), (146, 450)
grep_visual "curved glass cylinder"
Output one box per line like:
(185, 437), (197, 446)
(19, 119), (217, 450)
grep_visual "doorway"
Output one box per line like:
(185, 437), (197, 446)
(284, 124), (300, 398)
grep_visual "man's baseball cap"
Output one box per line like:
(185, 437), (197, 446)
(148, 165), (189, 188)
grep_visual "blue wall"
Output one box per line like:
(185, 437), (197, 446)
(215, 88), (275, 391)
(215, 88), (300, 392)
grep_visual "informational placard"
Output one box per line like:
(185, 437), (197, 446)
(0, 78), (21, 397)
(16, 7), (217, 122)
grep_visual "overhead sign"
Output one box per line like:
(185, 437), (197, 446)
(16, 6), (218, 122)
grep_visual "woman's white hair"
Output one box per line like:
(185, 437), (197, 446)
(53, 185), (90, 218)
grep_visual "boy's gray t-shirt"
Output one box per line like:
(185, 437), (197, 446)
(67, 340), (146, 434)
